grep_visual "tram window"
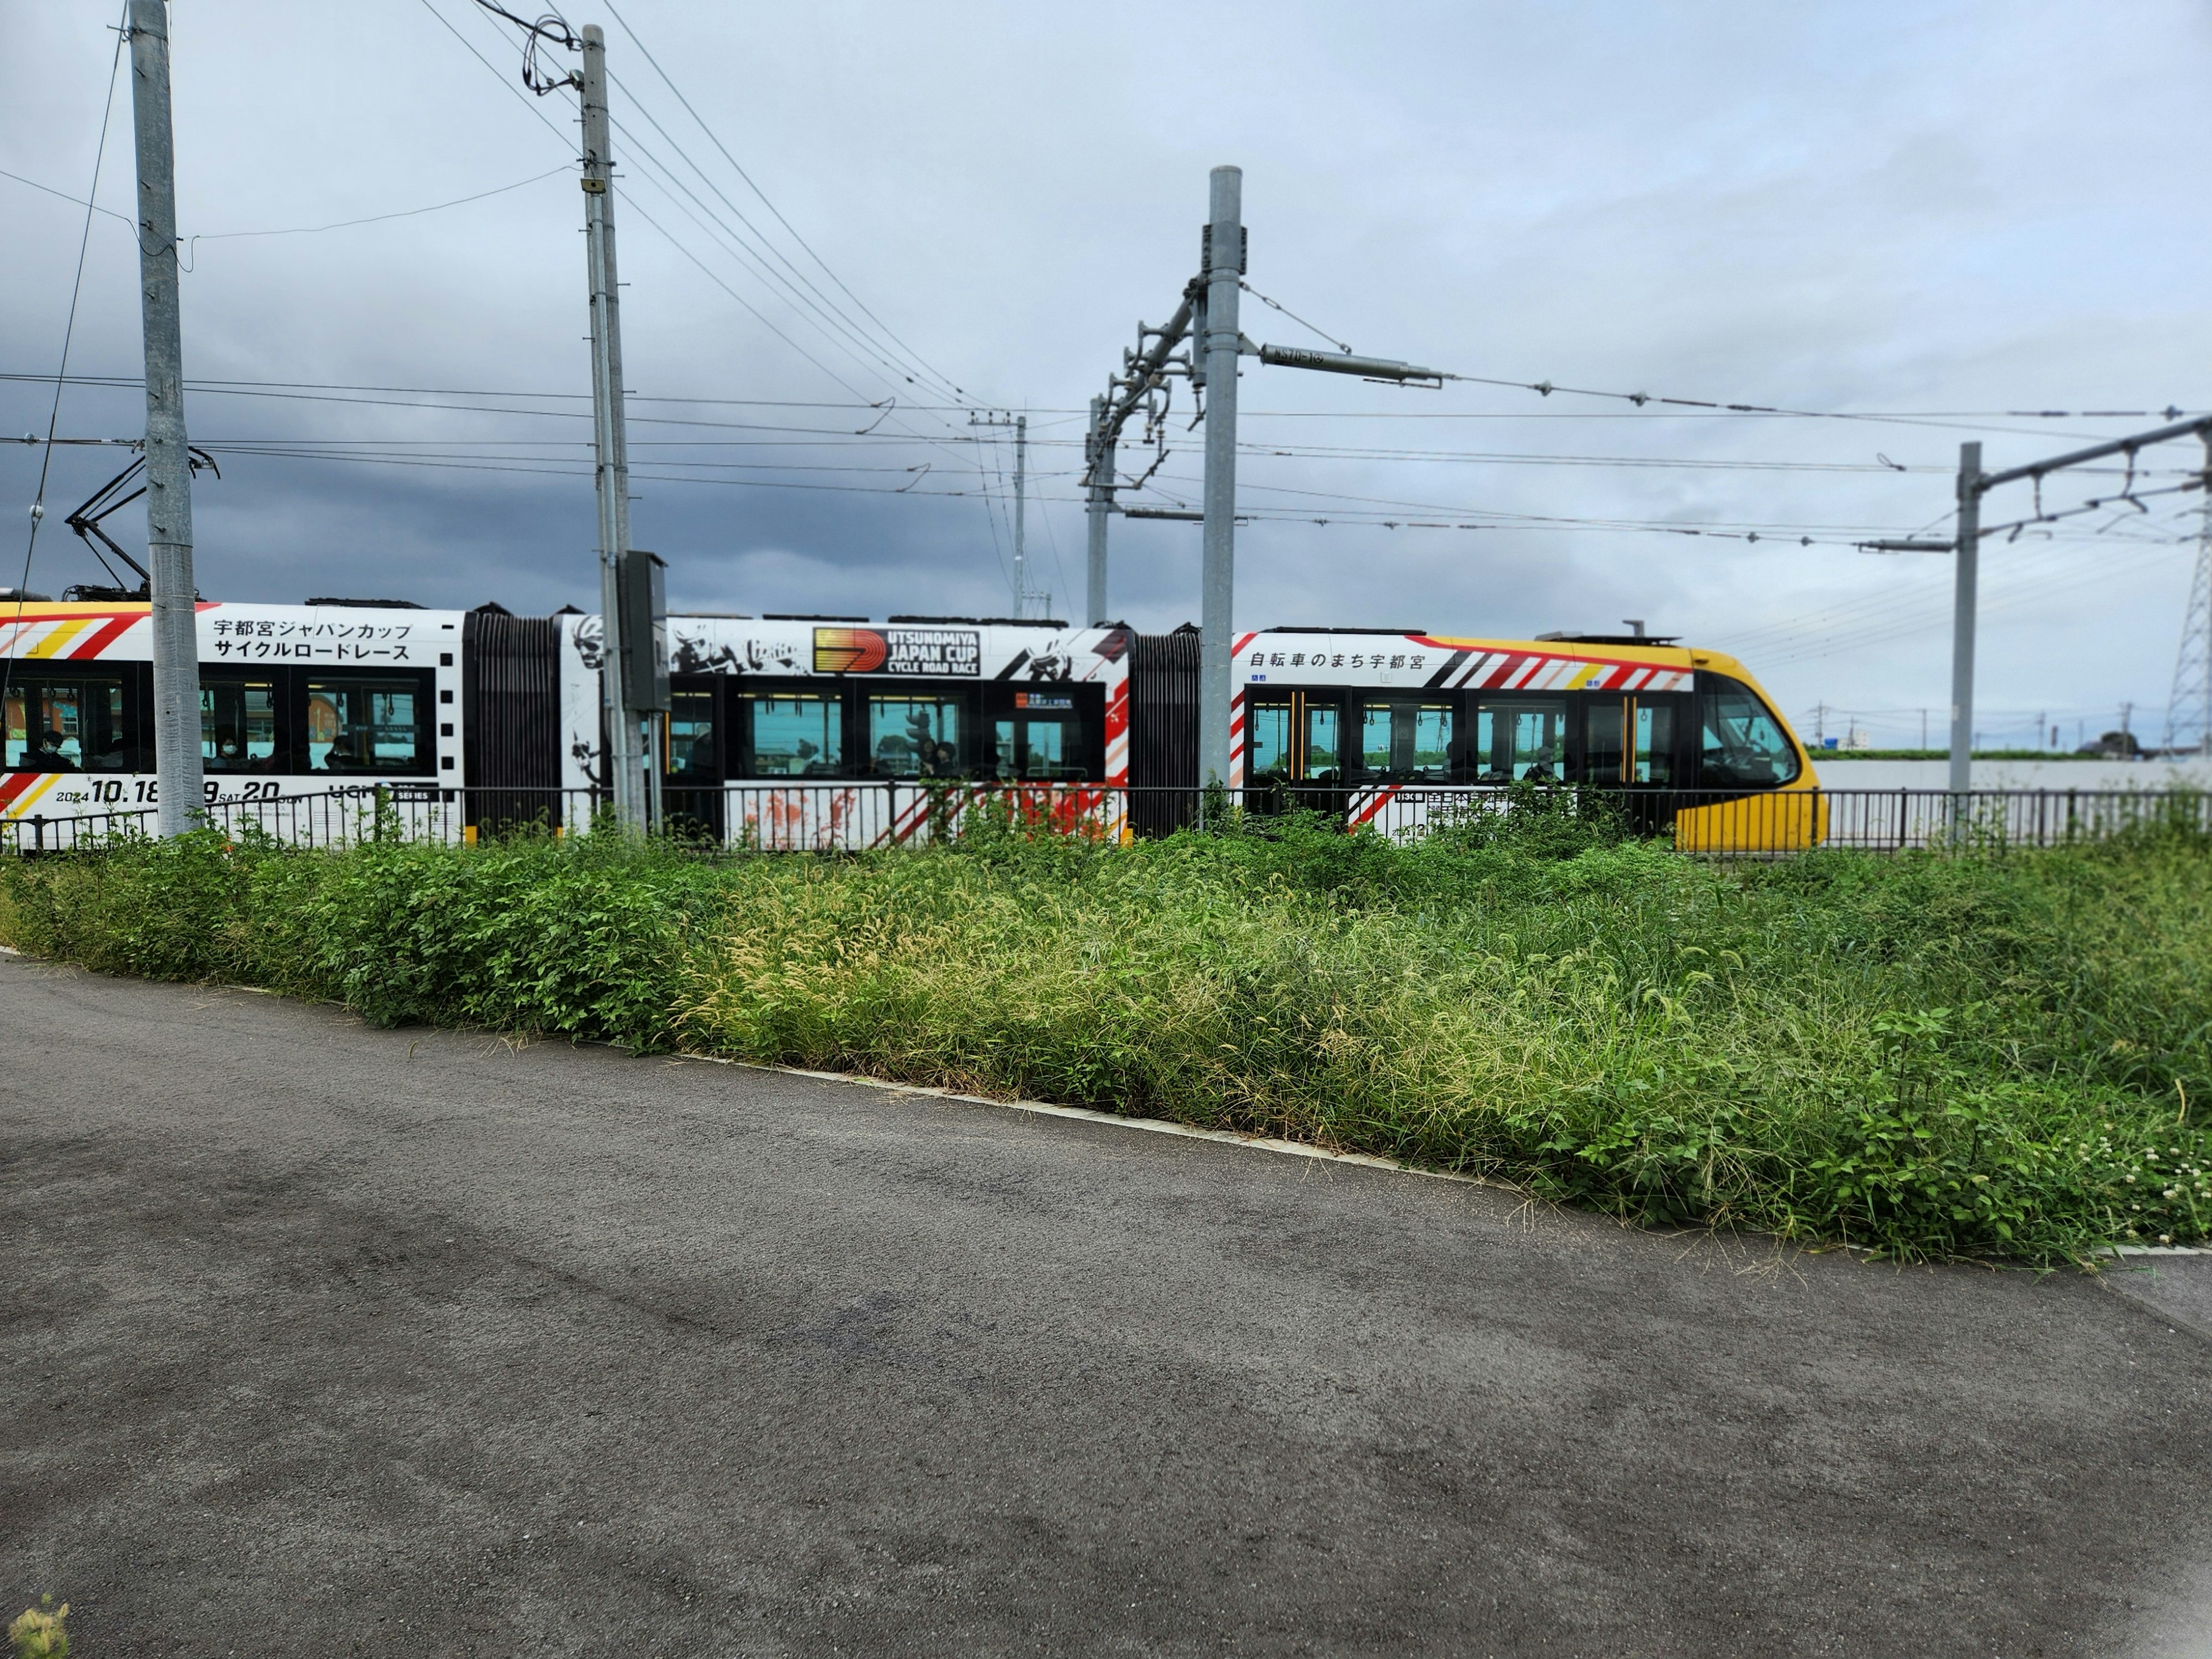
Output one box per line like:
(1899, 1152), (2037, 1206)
(1584, 700), (1625, 785)
(1305, 703), (1340, 781)
(1248, 698), (1292, 778)
(992, 714), (1084, 781)
(1360, 702), (1454, 778)
(745, 691), (842, 777)
(666, 690), (718, 779)
(201, 677), (278, 772)
(1247, 694), (1342, 781)
(869, 694), (964, 777)
(306, 677), (425, 772)
(1247, 703), (1291, 778)
(1473, 699), (1567, 782)
(1636, 703), (1677, 785)
(5, 675), (131, 772)
(1698, 676), (1799, 787)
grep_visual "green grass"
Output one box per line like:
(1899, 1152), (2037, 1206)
(6, 808), (2209, 1265)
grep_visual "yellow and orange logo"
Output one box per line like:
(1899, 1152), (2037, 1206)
(813, 627), (887, 673)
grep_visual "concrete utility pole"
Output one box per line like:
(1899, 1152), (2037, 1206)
(1084, 395), (1113, 624)
(128, 0), (202, 836)
(1948, 440), (1982, 794)
(1084, 165), (1445, 779)
(2159, 434), (2212, 756)
(1198, 165), (1243, 786)
(1012, 414), (1028, 616)
(580, 24), (646, 830)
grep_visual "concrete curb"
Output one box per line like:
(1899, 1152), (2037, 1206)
(3, 946), (2202, 1256)
(682, 1050), (1496, 1190)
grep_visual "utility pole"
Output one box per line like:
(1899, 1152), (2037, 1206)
(128, 0), (202, 836)
(1085, 395), (1113, 624)
(1198, 165), (1243, 787)
(1013, 414), (1028, 616)
(2159, 434), (2212, 757)
(1082, 165), (1445, 782)
(579, 24), (645, 830)
(971, 412), (1041, 615)
(1948, 441), (1982, 793)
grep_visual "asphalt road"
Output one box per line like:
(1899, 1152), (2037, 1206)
(3, 955), (2209, 1658)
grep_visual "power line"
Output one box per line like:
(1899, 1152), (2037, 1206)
(7, 3), (126, 718)
(1755, 539), (2195, 665)
(604, 73), (966, 406)
(179, 164), (571, 264)
(413, 0), (577, 151)
(581, 5), (1017, 550)
(609, 122), (942, 403)
(412, 0), (1024, 590)
(0, 165), (134, 228)
(0, 369), (964, 412)
(600, 0), (974, 405)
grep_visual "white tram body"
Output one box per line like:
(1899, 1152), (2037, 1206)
(2, 599), (464, 826)
(557, 612), (1134, 847)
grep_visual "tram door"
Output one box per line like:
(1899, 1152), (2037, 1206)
(662, 683), (725, 841)
(1581, 693), (1688, 832)
(1245, 690), (1344, 812)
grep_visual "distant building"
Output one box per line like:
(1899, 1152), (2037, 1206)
(2078, 730), (2142, 760)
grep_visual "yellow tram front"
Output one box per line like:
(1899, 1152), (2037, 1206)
(1230, 628), (1823, 854)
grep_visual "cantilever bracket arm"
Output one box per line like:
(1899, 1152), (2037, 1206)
(1249, 340), (1448, 385)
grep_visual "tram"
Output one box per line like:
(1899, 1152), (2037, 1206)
(2, 598), (1820, 850)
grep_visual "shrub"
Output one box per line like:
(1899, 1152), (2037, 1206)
(7, 820), (2207, 1263)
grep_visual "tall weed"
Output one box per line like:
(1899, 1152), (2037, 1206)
(6, 820), (2207, 1262)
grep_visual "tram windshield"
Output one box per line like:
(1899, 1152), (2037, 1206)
(1698, 676), (1799, 787)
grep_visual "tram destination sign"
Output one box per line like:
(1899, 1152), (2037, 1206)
(813, 626), (981, 676)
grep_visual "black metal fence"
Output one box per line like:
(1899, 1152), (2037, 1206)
(3, 780), (2207, 858)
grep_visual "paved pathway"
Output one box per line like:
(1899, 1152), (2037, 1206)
(2, 956), (2208, 1656)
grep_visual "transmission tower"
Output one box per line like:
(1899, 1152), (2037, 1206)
(2160, 437), (2212, 757)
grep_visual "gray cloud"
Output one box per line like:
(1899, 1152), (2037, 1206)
(5, 0), (2209, 747)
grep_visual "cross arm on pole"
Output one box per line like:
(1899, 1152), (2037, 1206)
(1978, 414), (2212, 492)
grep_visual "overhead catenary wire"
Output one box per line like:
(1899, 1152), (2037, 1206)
(13, 12), (2187, 677)
(1753, 538), (2198, 665)
(85, 438), (1946, 546)
(1413, 360), (2195, 440)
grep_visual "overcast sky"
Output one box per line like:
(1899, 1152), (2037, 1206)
(6, 0), (2210, 746)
